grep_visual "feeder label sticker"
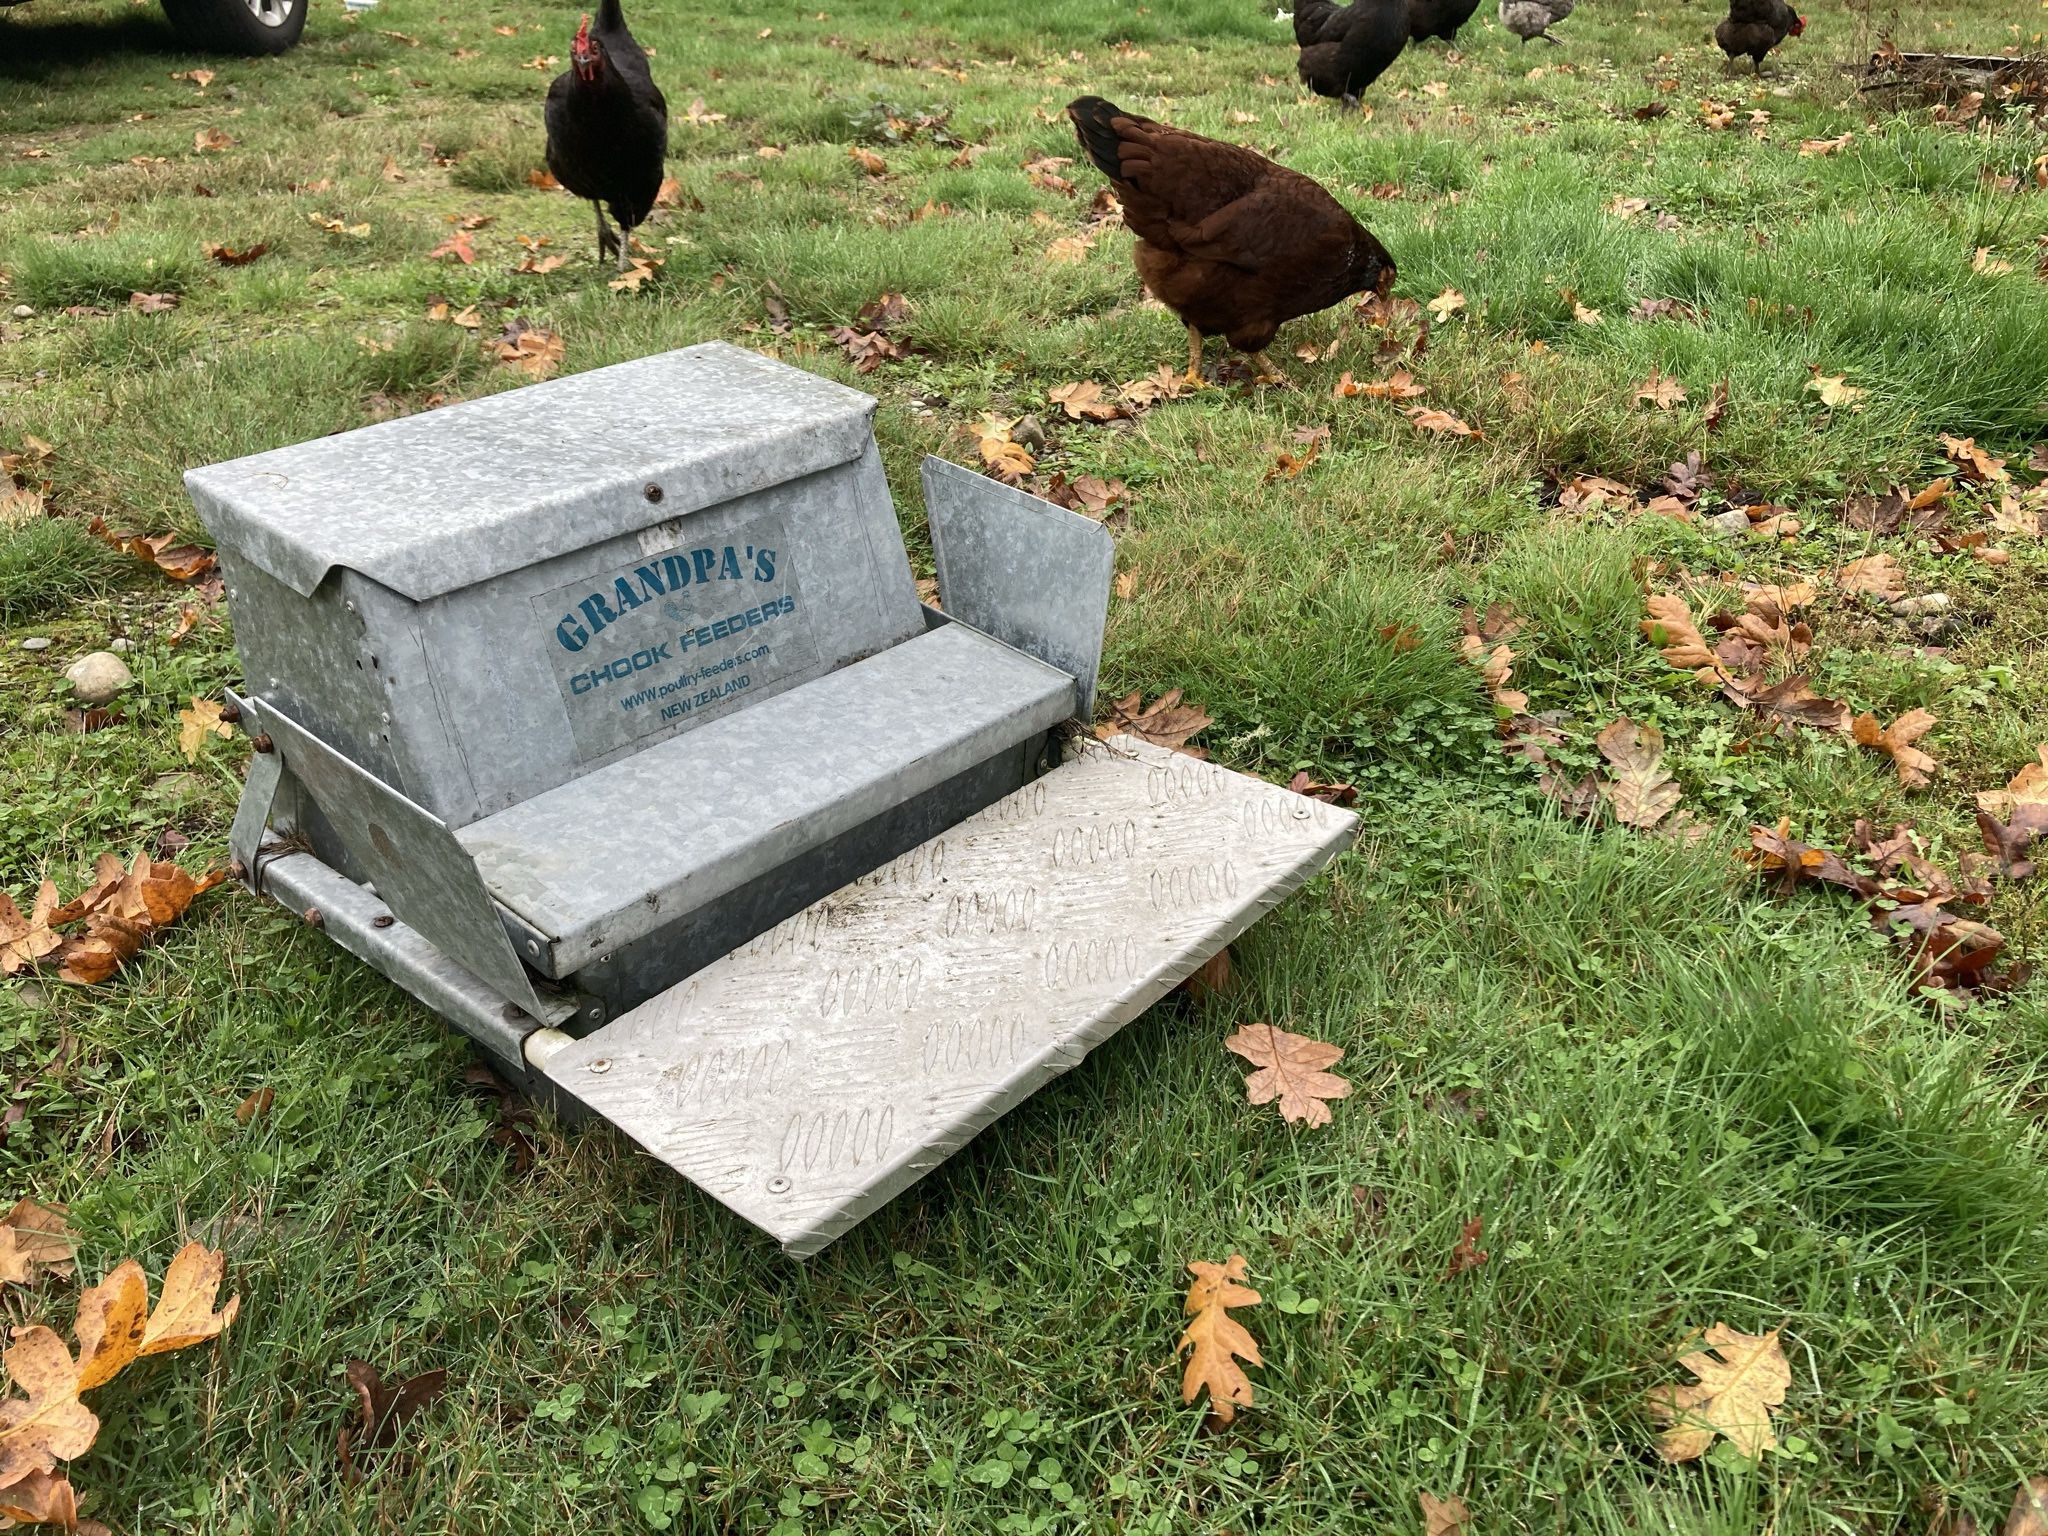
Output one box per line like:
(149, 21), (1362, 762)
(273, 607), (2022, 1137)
(533, 513), (819, 759)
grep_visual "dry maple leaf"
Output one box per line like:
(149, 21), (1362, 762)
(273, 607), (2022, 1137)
(428, 230), (476, 264)
(1940, 434), (2007, 484)
(847, 145), (887, 176)
(974, 420), (1035, 485)
(1097, 689), (1211, 756)
(1420, 1492), (1472, 1536)
(1837, 554), (1904, 598)
(1177, 1256), (1261, 1425)
(0, 1468), (100, 1534)
(1224, 1023), (1352, 1127)
(1641, 595), (1730, 685)
(1426, 287), (1466, 321)
(495, 322), (564, 380)
(1798, 132), (1852, 156)
(609, 257), (661, 292)
(1805, 374), (1867, 411)
(1595, 718), (1682, 829)
(1287, 771), (1357, 806)
(1853, 708), (1938, 787)
(201, 241), (266, 266)
(1407, 406), (1480, 439)
(87, 519), (216, 582)
(1634, 372), (1687, 410)
(1048, 381), (1122, 422)
(1334, 370), (1425, 400)
(177, 697), (233, 762)
(1460, 636), (1528, 715)
(1743, 819), (1878, 899)
(1728, 675), (1853, 736)
(191, 127), (233, 153)
(1648, 1325), (1790, 1461)
(0, 1201), (75, 1287)
(0, 884), (68, 976)
(1977, 746), (2048, 821)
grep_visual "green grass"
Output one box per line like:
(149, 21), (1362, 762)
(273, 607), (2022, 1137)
(4, 0), (2048, 1530)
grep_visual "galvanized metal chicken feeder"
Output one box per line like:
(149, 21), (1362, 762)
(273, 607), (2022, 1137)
(188, 342), (1358, 1256)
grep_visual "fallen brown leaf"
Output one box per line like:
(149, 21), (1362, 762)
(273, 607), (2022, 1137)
(1595, 718), (1683, 829)
(1177, 1256), (1261, 1425)
(337, 1360), (450, 1484)
(1407, 406), (1480, 438)
(1443, 1218), (1488, 1280)
(1649, 1324), (1789, 1461)
(1420, 1491), (1473, 1536)
(1941, 434), (2007, 484)
(2006, 1478), (2048, 1536)
(1224, 1022), (1352, 1127)
(201, 240), (267, 266)
(1641, 594), (1730, 685)
(88, 519), (217, 582)
(1288, 771), (1357, 806)
(1837, 554), (1904, 598)
(176, 697), (233, 762)
(1097, 689), (1211, 756)
(494, 321), (564, 380)
(0, 1201), (75, 1287)
(1853, 708), (1938, 788)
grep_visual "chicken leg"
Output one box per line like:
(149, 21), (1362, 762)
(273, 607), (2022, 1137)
(1184, 325), (1207, 389)
(1247, 350), (1292, 387)
(592, 201), (620, 265)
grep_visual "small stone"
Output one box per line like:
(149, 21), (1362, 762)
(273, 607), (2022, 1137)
(1893, 592), (1950, 617)
(9, 304), (33, 319)
(63, 650), (135, 704)
(1703, 508), (1751, 538)
(110, 637), (132, 654)
(1013, 414), (1048, 451)
(21, 636), (52, 652)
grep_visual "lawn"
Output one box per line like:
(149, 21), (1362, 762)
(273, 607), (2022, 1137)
(3, 0), (2048, 1528)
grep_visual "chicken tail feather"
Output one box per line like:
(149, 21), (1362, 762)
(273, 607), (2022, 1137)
(1067, 96), (1130, 183)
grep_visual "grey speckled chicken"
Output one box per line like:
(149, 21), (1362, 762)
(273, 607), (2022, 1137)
(1498, 0), (1573, 44)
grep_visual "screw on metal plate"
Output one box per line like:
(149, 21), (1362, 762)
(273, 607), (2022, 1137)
(372, 913), (395, 929)
(587, 1057), (612, 1074)
(228, 859), (248, 881)
(1292, 804), (1310, 819)
(502, 1002), (527, 1022)
(643, 483), (664, 504)
(526, 939), (540, 954)
(766, 1175), (791, 1195)
(251, 733), (275, 754)
(220, 701), (242, 724)
(302, 907), (323, 928)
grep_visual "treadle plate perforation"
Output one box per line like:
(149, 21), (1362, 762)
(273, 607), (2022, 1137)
(541, 735), (1357, 1256)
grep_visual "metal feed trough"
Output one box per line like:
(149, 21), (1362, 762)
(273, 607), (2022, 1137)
(189, 342), (1358, 1256)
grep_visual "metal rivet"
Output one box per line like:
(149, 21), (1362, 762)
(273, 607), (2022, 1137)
(587, 1007), (602, 1020)
(219, 701), (242, 724)
(526, 939), (540, 954)
(587, 1057), (612, 1074)
(767, 1175), (791, 1194)
(1293, 804), (1311, 819)
(372, 914), (395, 929)
(643, 483), (664, 503)
(302, 907), (323, 928)
(251, 733), (274, 754)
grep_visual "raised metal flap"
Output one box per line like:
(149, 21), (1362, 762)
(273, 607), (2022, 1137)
(184, 343), (877, 600)
(541, 736), (1357, 1257)
(923, 456), (1113, 720)
(242, 696), (554, 1021)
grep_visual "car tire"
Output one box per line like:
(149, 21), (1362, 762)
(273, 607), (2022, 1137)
(160, 0), (306, 54)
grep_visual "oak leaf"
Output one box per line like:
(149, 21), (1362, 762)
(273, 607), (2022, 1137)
(0, 885), (67, 976)
(87, 519), (216, 582)
(1595, 718), (1682, 829)
(494, 322), (564, 380)
(1641, 594), (1729, 685)
(1177, 1256), (1261, 1425)
(1224, 1023), (1351, 1127)
(1853, 708), (1938, 787)
(0, 1327), (99, 1489)
(1940, 434), (2007, 484)
(1805, 374), (1866, 410)
(1634, 372), (1687, 410)
(1097, 690), (1210, 756)
(1048, 381), (1122, 422)
(1648, 1324), (1789, 1461)
(1460, 636), (1528, 715)
(337, 1361), (450, 1483)
(1727, 675), (1853, 735)
(1425, 287), (1466, 321)
(0, 1201), (75, 1287)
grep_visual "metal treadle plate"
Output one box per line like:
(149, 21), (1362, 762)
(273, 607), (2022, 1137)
(540, 735), (1358, 1257)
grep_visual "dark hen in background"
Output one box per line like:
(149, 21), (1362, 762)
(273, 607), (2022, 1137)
(544, 0), (669, 272)
(1068, 95), (1396, 387)
(1405, 0), (1484, 44)
(1715, 0), (1804, 71)
(1292, 0), (1409, 108)
(1498, 0), (1574, 44)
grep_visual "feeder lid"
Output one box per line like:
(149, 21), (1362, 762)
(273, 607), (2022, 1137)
(184, 342), (877, 601)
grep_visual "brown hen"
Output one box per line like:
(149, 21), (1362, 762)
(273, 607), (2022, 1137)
(1068, 96), (1396, 386)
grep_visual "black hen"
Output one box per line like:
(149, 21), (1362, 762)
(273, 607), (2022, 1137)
(1292, 0), (1409, 108)
(1405, 0), (1483, 43)
(1715, 0), (1804, 72)
(544, 0), (669, 272)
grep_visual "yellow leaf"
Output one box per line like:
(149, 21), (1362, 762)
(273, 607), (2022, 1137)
(1426, 287), (1466, 321)
(1805, 374), (1866, 410)
(1224, 1022), (1352, 1126)
(847, 145), (887, 177)
(1976, 745), (2048, 820)
(139, 1242), (240, 1356)
(1836, 553), (1903, 598)
(0, 1326), (99, 1489)
(72, 1260), (149, 1392)
(1177, 1256), (1262, 1425)
(177, 697), (233, 761)
(1647, 1324), (1790, 1461)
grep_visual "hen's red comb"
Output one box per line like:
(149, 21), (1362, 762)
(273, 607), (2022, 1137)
(573, 12), (591, 46)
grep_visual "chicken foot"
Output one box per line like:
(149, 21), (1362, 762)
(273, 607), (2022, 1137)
(592, 202), (621, 264)
(1183, 326), (1210, 389)
(1247, 350), (1293, 388)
